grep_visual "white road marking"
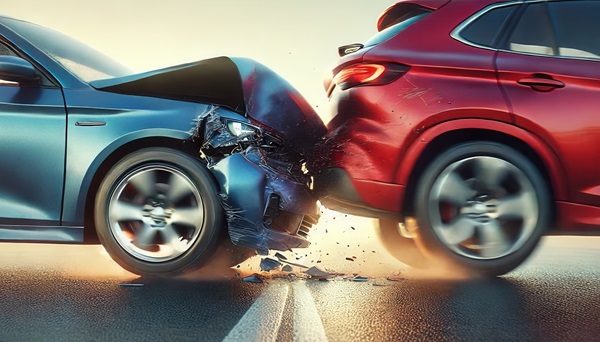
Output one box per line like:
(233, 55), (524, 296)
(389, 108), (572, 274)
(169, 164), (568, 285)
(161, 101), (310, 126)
(292, 282), (328, 342)
(223, 281), (289, 342)
(223, 281), (328, 342)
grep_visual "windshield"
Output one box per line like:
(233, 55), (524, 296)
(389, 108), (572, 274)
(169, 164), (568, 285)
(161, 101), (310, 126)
(2, 18), (132, 83)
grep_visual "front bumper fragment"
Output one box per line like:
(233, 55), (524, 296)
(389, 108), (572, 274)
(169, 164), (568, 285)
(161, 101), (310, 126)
(210, 151), (319, 255)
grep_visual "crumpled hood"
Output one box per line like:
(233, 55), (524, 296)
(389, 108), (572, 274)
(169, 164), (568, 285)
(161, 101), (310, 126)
(90, 56), (326, 159)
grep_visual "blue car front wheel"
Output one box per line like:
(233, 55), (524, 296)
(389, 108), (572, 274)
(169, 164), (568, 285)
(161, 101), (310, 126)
(94, 147), (223, 276)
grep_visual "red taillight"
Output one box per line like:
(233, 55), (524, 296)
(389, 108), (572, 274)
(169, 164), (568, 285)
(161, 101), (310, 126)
(332, 63), (409, 91)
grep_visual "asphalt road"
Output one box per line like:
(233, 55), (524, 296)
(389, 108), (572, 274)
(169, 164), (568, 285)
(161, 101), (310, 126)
(0, 235), (599, 341)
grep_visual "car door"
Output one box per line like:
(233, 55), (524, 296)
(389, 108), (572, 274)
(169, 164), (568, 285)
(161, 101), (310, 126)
(0, 41), (67, 225)
(495, 0), (600, 208)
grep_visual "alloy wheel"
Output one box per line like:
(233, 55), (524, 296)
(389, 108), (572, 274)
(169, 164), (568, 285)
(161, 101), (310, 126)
(427, 156), (539, 260)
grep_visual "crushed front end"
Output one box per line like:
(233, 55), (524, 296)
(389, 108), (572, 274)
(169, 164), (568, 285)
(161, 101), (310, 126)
(92, 56), (326, 256)
(191, 105), (320, 255)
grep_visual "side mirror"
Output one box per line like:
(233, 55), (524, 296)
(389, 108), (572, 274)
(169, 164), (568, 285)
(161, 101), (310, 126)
(0, 56), (38, 83)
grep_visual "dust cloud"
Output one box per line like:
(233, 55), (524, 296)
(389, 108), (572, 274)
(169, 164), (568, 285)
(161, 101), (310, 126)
(232, 208), (474, 281)
(0, 243), (136, 280)
(0, 208), (472, 282)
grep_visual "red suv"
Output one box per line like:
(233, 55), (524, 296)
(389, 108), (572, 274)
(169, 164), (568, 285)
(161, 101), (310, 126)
(313, 0), (600, 276)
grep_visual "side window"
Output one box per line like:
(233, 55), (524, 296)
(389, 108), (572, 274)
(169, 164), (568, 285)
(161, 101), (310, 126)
(460, 5), (516, 48)
(0, 41), (17, 56)
(506, 3), (556, 56)
(548, 1), (600, 59)
(0, 40), (55, 87)
(0, 41), (19, 85)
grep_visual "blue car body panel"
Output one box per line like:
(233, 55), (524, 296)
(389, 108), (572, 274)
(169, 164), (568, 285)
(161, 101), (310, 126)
(0, 85), (66, 223)
(62, 90), (211, 226)
(0, 16), (325, 254)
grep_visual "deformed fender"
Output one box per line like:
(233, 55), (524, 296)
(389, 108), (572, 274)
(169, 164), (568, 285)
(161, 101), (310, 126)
(395, 119), (568, 200)
(91, 56), (326, 162)
(230, 57), (326, 160)
(210, 151), (317, 254)
(210, 153), (268, 253)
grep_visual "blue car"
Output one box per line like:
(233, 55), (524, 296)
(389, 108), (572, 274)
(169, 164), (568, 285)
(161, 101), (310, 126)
(0, 16), (326, 276)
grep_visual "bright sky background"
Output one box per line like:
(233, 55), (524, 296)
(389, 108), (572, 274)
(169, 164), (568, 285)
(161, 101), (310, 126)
(3, 0), (395, 115)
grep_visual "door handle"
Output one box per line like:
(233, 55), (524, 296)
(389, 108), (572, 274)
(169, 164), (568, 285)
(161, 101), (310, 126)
(517, 76), (565, 92)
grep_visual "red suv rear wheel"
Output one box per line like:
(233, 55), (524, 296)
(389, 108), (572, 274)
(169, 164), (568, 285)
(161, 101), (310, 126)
(413, 141), (550, 276)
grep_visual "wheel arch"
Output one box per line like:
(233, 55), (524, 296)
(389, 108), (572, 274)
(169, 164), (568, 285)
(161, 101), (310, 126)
(398, 120), (565, 228)
(81, 134), (202, 243)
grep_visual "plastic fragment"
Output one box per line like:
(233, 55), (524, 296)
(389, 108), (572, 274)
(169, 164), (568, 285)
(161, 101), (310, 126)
(353, 276), (369, 282)
(242, 274), (264, 283)
(282, 265), (293, 272)
(279, 259), (309, 269)
(260, 257), (283, 272)
(372, 282), (390, 286)
(274, 252), (288, 261)
(387, 275), (406, 282)
(306, 266), (334, 279)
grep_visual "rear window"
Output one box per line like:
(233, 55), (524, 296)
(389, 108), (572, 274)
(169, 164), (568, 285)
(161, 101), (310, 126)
(460, 5), (516, 48)
(364, 5), (431, 47)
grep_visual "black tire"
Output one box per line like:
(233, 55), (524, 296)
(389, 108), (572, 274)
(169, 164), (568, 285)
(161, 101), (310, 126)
(375, 219), (431, 269)
(94, 147), (223, 276)
(413, 142), (550, 277)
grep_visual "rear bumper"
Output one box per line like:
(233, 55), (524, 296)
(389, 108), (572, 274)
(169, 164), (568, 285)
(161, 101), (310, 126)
(313, 168), (404, 220)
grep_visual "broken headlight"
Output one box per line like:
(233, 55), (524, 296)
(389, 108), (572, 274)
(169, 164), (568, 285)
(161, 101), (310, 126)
(224, 118), (284, 151)
(225, 119), (261, 141)
(226, 120), (260, 138)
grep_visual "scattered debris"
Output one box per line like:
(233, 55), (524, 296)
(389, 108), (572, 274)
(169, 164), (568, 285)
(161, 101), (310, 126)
(353, 276), (369, 282)
(345, 257), (356, 262)
(119, 283), (144, 287)
(282, 265), (293, 272)
(386, 275), (406, 282)
(242, 274), (264, 283)
(260, 257), (283, 272)
(274, 252), (288, 261)
(372, 282), (390, 286)
(278, 259), (310, 269)
(306, 266), (334, 279)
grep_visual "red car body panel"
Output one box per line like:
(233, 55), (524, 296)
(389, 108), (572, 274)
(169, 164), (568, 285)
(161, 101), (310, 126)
(314, 0), (600, 234)
(497, 51), (600, 208)
(558, 202), (600, 232)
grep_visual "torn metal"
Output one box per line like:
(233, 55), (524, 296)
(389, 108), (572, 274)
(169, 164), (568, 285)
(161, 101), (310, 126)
(188, 60), (324, 256)
(195, 105), (320, 255)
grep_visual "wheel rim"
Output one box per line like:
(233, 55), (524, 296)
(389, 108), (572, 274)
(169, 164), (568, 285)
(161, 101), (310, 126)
(427, 156), (539, 260)
(108, 164), (205, 263)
